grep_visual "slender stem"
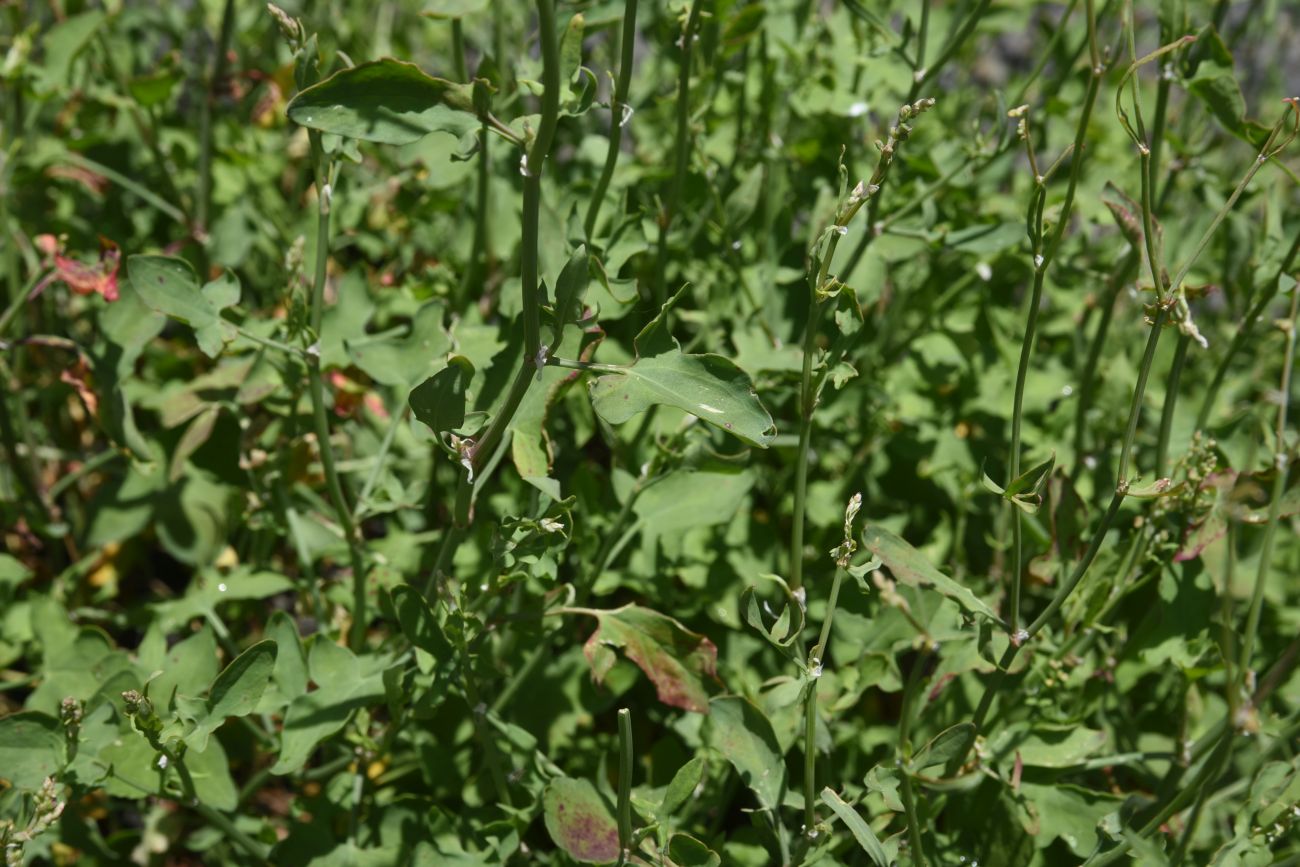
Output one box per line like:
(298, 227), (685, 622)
(653, 0), (703, 306)
(303, 165), (368, 649)
(96, 33), (191, 226)
(1007, 31), (1101, 631)
(1196, 225), (1300, 430)
(898, 654), (929, 867)
(196, 0), (236, 233)
(899, 774), (930, 867)
(455, 0), (562, 524)
(803, 562), (847, 837)
(1083, 733), (1233, 867)
(353, 405), (408, 521)
(48, 448), (121, 500)
(949, 312), (1167, 775)
(451, 19), (468, 82)
(908, 0), (992, 102)
(802, 672), (818, 834)
(1155, 332), (1190, 477)
(616, 708), (633, 856)
(790, 297), (825, 592)
(63, 153), (187, 225)
(584, 0), (639, 241)
(1238, 282), (1298, 692)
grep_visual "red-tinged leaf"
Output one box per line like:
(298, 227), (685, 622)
(579, 604), (719, 713)
(51, 238), (120, 302)
(543, 777), (620, 864)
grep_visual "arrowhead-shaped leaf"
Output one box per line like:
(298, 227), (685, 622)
(128, 255), (234, 357)
(588, 292), (775, 447)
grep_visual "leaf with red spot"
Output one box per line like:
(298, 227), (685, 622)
(543, 777), (620, 864)
(580, 604), (719, 714)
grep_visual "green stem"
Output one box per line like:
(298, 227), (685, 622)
(196, 0), (236, 233)
(949, 311), (1168, 775)
(617, 708), (633, 856)
(653, 0), (703, 306)
(899, 768), (927, 867)
(802, 672), (818, 835)
(1196, 225), (1300, 430)
(790, 296), (825, 592)
(458, 0), (561, 515)
(1007, 33), (1101, 631)
(96, 32), (191, 226)
(1238, 281), (1298, 693)
(1154, 332), (1190, 477)
(303, 165), (368, 649)
(1083, 733), (1233, 867)
(908, 0), (992, 102)
(353, 405), (408, 521)
(584, 0), (639, 241)
(451, 18), (468, 82)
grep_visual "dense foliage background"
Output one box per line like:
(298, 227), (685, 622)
(2, 0), (1299, 864)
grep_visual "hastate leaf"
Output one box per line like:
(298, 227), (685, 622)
(590, 352), (775, 448)
(286, 58), (478, 145)
(579, 604), (719, 713)
(588, 291), (775, 447)
(128, 255), (234, 357)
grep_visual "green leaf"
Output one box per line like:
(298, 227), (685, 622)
(990, 724), (1108, 769)
(286, 58), (478, 146)
(186, 639), (278, 751)
(580, 604), (719, 714)
(821, 788), (890, 867)
(209, 640), (278, 719)
(1018, 782), (1124, 857)
(659, 756), (707, 819)
(127, 255), (233, 357)
(421, 0), (491, 19)
(632, 467), (755, 547)
(0, 711), (66, 790)
(550, 246), (590, 347)
(0, 553), (32, 593)
(588, 293), (775, 447)
(347, 301), (452, 386)
(861, 524), (1000, 622)
(390, 586), (454, 664)
(667, 833), (721, 867)
(741, 576), (804, 651)
(145, 625), (220, 709)
(409, 356), (473, 433)
(542, 777), (620, 864)
(261, 611), (308, 711)
(911, 723), (975, 772)
(187, 737), (239, 811)
(272, 639), (386, 775)
(706, 696), (785, 811)
(34, 10), (105, 93)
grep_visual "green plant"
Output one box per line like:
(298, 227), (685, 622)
(3, 1), (1300, 865)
